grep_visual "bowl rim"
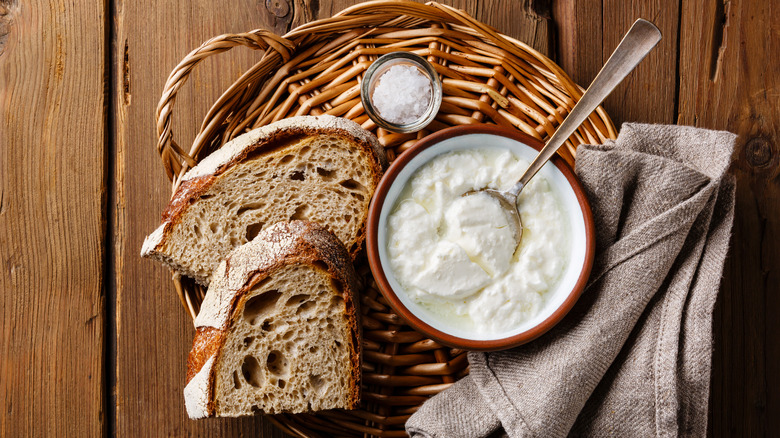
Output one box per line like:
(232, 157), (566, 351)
(366, 124), (596, 351)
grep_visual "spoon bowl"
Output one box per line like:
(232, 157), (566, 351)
(462, 188), (523, 243)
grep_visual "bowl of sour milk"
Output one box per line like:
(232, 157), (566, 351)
(366, 124), (595, 351)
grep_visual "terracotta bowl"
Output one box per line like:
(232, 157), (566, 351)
(366, 124), (596, 351)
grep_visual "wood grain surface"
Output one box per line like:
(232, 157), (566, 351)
(112, 1), (280, 436)
(555, 0), (680, 126)
(0, 0), (777, 436)
(677, 0), (779, 435)
(0, 0), (106, 436)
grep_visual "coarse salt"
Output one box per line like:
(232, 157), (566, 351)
(372, 64), (432, 124)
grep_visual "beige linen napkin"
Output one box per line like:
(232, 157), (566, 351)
(406, 123), (736, 437)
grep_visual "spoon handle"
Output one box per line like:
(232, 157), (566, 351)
(507, 19), (662, 197)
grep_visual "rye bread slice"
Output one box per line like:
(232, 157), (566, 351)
(184, 220), (361, 418)
(141, 115), (386, 285)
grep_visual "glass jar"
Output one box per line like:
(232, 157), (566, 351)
(360, 52), (443, 134)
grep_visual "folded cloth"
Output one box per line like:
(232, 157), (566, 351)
(406, 123), (736, 438)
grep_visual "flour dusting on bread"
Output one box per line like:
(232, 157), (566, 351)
(183, 221), (361, 418)
(141, 115), (386, 285)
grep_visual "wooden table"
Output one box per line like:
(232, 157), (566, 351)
(1, 0), (776, 436)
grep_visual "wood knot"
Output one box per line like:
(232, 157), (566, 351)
(745, 137), (774, 168)
(0, 0), (21, 57)
(265, 0), (290, 18)
(524, 0), (552, 20)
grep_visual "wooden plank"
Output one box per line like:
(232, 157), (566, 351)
(554, 0), (680, 126)
(456, 0), (553, 57)
(112, 0), (285, 435)
(600, 0), (680, 125)
(114, 0), (552, 436)
(0, 1), (106, 436)
(318, 0), (553, 56)
(552, 0), (602, 87)
(676, 1), (780, 436)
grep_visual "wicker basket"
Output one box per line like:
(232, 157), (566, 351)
(155, 2), (616, 437)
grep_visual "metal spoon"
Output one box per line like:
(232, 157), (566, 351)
(465, 18), (662, 245)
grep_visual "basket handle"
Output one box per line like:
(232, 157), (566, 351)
(155, 30), (295, 183)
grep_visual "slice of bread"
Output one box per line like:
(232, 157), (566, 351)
(184, 220), (361, 418)
(141, 115), (387, 285)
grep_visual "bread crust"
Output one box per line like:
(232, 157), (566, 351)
(185, 220), (362, 417)
(142, 115), (387, 280)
